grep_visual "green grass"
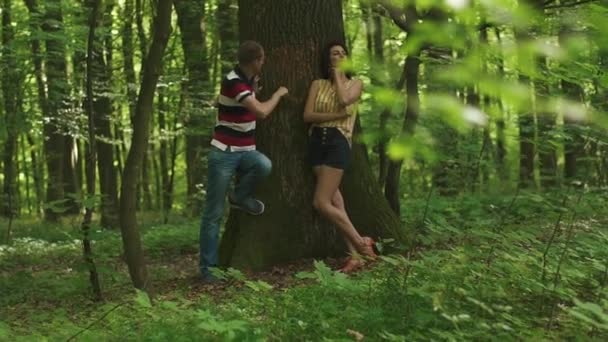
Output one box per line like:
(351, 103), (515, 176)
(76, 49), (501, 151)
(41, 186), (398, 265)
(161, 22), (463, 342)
(2, 190), (608, 341)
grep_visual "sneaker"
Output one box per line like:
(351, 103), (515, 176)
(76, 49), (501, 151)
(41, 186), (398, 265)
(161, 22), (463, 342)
(228, 194), (265, 215)
(201, 273), (223, 284)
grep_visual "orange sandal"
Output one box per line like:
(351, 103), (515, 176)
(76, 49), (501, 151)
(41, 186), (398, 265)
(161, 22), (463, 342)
(338, 256), (364, 273)
(360, 237), (378, 260)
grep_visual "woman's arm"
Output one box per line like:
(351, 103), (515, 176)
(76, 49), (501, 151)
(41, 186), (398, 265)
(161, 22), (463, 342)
(333, 70), (363, 106)
(303, 80), (349, 123)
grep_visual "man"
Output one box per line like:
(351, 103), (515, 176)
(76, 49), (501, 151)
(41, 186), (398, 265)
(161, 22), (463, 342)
(199, 40), (288, 282)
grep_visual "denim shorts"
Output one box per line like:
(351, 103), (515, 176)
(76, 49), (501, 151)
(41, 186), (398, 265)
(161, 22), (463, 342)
(309, 127), (351, 170)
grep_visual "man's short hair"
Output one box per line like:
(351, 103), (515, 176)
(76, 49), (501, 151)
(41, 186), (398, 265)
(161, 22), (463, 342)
(238, 40), (264, 64)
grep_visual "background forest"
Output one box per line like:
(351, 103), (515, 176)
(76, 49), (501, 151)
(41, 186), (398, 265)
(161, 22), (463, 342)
(1, 0), (608, 340)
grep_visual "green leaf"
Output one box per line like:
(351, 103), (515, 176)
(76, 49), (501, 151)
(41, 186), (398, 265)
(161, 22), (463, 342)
(134, 289), (152, 308)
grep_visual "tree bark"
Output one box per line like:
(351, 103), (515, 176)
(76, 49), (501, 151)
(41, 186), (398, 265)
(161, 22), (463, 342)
(494, 28), (508, 181)
(1, 0), (21, 218)
(119, 0), (173, 291)
(157, 89), (173, 221)
(385, 51), (420, 215)
(39, 0), (70, 221)
(536, 56), (558, 188)
(216, 0), (238, 76)
(83, 0), (103, 300)
(174, 0), (210, 216)
(219, 0), (402, 271)
(559, 27), (585, 181)
(89, 0), (120, 228)
(514, 28), (536, 188)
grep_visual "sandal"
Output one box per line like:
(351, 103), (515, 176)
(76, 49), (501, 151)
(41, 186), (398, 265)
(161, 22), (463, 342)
(338, 256), (363, 273)
(359, 237), (378, 260)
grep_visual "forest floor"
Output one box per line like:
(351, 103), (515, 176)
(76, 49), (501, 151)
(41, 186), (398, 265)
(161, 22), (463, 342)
(2, 189), (608, 341)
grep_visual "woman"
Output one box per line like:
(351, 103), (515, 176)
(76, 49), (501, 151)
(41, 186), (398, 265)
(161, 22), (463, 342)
(303, 41), (377, 273)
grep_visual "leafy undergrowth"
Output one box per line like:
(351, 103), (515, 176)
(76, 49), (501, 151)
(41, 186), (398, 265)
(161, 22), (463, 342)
(2, 189), (608, 341)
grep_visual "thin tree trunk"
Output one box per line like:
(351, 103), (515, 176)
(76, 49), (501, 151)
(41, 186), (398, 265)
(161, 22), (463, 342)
(63, 137), (81, 215)
(175, 0), (210, 216)
(152, 144), (161, 211)
(216, 0), (237, 76)
(158, 89), (171, 221)
(385, 51), (421, 215)
(20, 136), (32, 214)
(494, 28), (508, 182)
(119, 0), (173, 291)
(560, 26), (585, 181)
(514, 28), (536, 188)
(37, 0), (70, 221)
(536, 55), (558, 188)
(361, 1), (373, 58)
(26, 134), (43, 215)
(135, 0), (147, 59)
(1, 0), (20, 219)
(122, 0), (137, 119)
(90, 0), (120, 228)
(141, 151), (153, 210)
(83, 0), (103, 300)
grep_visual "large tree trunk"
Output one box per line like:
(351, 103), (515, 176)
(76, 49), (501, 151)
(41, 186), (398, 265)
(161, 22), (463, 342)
(219, 0), (402, 271)
(1, 0), (21, 218)
(174, 0), (210, 216)
(119, 0), (173, 291)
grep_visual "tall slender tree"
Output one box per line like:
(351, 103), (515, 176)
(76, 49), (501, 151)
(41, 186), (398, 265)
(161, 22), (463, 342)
(40, 0), (71, 220)
(1, 0), (22, 219)
(119, 0), (173, 291)
(90, 0), (120, 228)
(174, 0), (211, 215)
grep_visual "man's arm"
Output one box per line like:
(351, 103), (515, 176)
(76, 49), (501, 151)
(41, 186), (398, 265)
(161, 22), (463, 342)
(241, 86), (288, 119)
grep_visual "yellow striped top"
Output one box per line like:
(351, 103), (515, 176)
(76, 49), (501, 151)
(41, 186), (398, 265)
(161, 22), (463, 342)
(311, 79), (358, 141)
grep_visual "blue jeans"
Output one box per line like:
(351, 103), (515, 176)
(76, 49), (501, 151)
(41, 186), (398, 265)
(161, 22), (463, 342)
(199, 147), (272, 277)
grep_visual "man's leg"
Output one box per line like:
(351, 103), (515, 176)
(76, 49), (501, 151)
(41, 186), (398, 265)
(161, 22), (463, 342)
(231, 151), (272, 214)
(199, 148), (239, 279)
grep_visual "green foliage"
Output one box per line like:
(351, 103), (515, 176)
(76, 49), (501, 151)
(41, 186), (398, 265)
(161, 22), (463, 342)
(3, 190), (607, 340)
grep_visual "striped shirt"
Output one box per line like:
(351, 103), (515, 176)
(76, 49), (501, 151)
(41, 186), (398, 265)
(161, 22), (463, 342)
(211, 66), (257, 151)
(312, 79), (358, 142)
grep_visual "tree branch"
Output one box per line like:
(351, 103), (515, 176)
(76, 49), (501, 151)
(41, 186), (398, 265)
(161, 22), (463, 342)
(376, 0), (408, 32)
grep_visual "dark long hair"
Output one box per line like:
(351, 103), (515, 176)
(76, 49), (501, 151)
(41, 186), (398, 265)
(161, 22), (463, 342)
(320, 41), (353, 80)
